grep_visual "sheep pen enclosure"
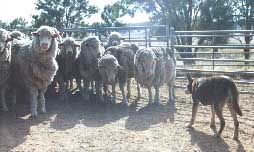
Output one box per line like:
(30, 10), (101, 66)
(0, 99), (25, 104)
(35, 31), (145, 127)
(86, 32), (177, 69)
(1, 26), (254, 151)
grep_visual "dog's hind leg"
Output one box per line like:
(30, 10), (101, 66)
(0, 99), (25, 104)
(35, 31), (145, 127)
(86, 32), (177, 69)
(227, 102), (239, 140)
(186, 103), (198, 128)
(214, 104), (225, 138)
(210, 105), (216, 128)
(210, 105), (217, 134)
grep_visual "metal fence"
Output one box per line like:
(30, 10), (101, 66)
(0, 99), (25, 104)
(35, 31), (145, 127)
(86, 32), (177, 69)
(11, 26), (254, 94)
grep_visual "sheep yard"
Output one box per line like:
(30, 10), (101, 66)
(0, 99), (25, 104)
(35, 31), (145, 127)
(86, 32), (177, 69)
(0, 84), (253, 152)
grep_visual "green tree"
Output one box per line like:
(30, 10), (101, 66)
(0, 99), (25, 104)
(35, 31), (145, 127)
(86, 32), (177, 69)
(9, 17), (28, 29)
(0, 20), (9, 29)
(233, 0), (254, 60)
(196, 0), (235, 52)
(101, 1), (135, 27)
(32, 0), (98, 28)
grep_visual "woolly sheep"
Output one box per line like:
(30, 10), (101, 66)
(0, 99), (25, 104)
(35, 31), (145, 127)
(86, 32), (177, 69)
(10, 30), (26, 40)
(105, 32), (124, 49)
(134, 47), (176, 104)
(11, 26), (59, 117)
(55, 37), (80, 100)
(79, 36), (105, 101)
(0, 29), (13, 111)
(98, 54), (121, 103)
(105, 42), (139, 104)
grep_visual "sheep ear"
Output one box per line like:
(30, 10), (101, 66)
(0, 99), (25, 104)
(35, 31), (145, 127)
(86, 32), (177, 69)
(5, 37), (13, 43)
(118, 65), (123, 70)
(74, 44), (80, 47)
(52, 33), (59, 38)
(58, 43), (64, 49)
(186, 73), (192, 83)
(32, 32), (39, 36)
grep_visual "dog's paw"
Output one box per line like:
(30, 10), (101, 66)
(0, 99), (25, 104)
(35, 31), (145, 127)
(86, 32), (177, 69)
(185, 123), (193, 129)
(233, 136), (239, 141)
(214, 133), (221, 138)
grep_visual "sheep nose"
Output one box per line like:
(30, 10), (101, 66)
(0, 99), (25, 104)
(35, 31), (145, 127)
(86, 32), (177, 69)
(41, 43), (49, 49)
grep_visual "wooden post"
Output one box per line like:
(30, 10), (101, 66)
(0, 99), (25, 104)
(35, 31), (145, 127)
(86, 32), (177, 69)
(170, 27), (175, 54)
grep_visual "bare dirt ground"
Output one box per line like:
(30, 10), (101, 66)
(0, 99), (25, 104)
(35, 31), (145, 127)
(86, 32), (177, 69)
(0, 86), (253, 152)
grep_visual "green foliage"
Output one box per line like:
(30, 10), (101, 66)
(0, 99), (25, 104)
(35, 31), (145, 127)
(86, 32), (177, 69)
(9, 17), (28, 29)
(101, 0), (136, 26)
(32, 0), (98, 28)
(0, 20), (9, 29)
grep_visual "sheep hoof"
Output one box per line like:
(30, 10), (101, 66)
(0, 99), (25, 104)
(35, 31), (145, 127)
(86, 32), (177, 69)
(2, 107), (8, 112)
(83, 94), (90, 101)
(112, 97), (116, 104)
(31, 111), (38, 117)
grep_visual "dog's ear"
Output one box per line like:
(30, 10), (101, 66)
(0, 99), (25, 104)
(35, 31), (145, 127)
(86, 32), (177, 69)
(186, 73), (192, 83)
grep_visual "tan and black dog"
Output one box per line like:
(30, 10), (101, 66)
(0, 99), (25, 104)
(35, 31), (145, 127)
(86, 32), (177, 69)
(185, 74), (242, 140)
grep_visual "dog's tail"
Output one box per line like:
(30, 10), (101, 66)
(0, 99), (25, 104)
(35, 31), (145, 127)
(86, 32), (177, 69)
(230, 81), (242, 116)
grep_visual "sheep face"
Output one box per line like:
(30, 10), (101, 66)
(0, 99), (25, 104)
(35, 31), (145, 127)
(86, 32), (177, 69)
(137, 50), (156, 78)
(59, 37), (79, 58)
(108, 32), (124, 46)
(83, 37), (101, 58)
(32, 26), (59, 51)
(98, 54), (120, 84)
(0, 29), (12, 54)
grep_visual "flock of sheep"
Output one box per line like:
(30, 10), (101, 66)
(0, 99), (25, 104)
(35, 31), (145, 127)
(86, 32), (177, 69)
(0, 26), (176, 117)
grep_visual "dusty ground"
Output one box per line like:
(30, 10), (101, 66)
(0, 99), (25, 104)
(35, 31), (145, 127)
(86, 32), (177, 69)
(0, 86), (253, 152)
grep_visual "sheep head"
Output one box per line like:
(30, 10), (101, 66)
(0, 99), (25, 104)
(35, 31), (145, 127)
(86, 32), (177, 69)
(0, 29), (13, 54)
(98, 54), (122, 84)
(32, 26), (59, 51)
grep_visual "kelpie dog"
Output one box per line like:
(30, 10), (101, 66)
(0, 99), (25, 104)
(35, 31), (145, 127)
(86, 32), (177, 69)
(185, 74), (242, 140)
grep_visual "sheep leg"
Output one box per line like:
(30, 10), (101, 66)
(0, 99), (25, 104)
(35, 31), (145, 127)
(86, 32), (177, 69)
(90, 81), (95, 94)
(154, 86), (161, 104)
(95, 80), (103, 102)
(112, 82), (117, 104)
(28, 87), (38, 117)
(83, 81), (90, 101)
(136, 81), (141, 100)
(148, 87), (153, 104)
(119, 81), (128, 105)
(38, 89), (47, 113)
(58, 79), (66, 101)
(126, 79), (131, 99)
(103, 84), (108, 96)
(10, 88), (16, 105)
(0, 87), (8, 112)
(76, 78), (82, 95)
(69, 79), (74, 90)
(167, 84), (175, 103)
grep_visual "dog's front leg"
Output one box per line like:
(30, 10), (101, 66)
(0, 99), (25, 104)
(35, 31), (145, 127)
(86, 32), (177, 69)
(186, 103), (199, 128)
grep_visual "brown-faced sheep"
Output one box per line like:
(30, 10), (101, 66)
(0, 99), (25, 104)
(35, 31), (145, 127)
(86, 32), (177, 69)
(134, 47), (176, 104)
(55, 37), (80, 100)
(105, 42), (139, 104)
(11, 26), (59, 117)
(79, 36), (105, 101)
(0, 29), (13, 111)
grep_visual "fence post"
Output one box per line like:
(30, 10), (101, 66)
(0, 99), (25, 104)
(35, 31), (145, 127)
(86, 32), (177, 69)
(128, 29), (131, 42)
(212, 36), (215, 70)
(166, 26), (169, 48)
(170, 27), (175, 54)
(145, 28), (148, 48)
